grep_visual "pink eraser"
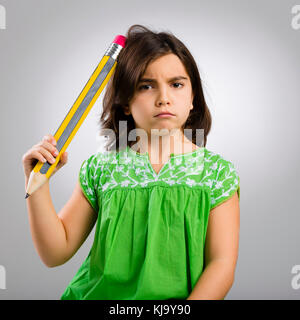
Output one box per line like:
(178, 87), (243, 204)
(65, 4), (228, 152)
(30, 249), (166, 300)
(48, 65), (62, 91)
(113, 35), (126, 48)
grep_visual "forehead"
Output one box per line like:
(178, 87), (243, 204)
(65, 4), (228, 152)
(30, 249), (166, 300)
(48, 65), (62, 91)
(143, 53), (189, 77)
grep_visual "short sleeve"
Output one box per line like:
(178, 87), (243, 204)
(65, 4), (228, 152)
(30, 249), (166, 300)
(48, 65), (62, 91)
(79, 154), (100, 213)
(210, 158), (240, 210)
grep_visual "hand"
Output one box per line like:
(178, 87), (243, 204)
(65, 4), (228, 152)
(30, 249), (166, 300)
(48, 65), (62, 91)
(22, 134), (68, 180)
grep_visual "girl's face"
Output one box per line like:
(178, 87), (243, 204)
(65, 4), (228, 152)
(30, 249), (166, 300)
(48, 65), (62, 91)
(125, 53), (194, 138)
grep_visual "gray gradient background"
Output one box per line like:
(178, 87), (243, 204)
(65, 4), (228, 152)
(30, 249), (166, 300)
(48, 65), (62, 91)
(0, 0), (299, 300)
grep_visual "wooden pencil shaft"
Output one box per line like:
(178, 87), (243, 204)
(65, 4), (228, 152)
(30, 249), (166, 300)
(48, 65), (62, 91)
(25, 40), (124, 197)
(40, 56), (116, 175)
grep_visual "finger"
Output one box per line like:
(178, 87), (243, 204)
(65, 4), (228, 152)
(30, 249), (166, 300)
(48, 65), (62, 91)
(61, 152), (68, 162)
(34, 146), (57, 164)
(29, 149), (47, 163)
(43, 134), (57, 146)
(39, 141), (59, 157)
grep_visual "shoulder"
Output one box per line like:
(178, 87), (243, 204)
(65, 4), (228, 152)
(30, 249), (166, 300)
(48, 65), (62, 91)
(203, 148), (238, 175)
(203, 148), (240, 209)
(79, 148), (135, 193)
(83, 149), (119, 165)
(79, 151), (108, 175)
(80, 149), (126, 175)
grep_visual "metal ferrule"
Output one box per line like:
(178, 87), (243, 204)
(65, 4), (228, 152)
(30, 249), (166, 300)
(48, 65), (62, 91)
(104, 42), (123, 60)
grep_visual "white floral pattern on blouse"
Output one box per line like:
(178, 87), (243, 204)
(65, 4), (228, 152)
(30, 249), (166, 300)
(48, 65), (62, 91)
(79, 146), (240, 211)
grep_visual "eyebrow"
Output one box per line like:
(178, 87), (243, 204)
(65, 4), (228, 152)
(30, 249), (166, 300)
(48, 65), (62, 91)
(138, 76), (188, 84)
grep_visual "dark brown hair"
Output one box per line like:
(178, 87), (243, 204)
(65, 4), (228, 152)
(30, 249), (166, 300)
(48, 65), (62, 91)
(97, 24), (212, 152)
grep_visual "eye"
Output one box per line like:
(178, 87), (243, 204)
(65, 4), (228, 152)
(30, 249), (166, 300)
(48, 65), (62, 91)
(138, 84), (152, 91)
(138, 83), (184, 91)
(172, 82), (184, 88)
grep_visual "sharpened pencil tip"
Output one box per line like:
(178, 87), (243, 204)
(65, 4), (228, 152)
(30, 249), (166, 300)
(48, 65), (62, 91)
(25, 193), (30, 199)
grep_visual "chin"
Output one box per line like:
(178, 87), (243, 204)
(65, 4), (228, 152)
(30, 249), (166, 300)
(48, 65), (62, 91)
(149, 126), (180, 136)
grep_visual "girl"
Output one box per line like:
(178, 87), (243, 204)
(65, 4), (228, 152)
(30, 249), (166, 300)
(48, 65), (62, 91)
(22, 24), (240, 300)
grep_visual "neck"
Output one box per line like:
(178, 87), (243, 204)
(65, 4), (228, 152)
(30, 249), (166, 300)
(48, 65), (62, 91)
(131, 129), (194, 164)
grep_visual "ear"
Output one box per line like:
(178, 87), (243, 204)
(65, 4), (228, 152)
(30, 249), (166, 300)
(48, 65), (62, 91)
(123, 104), (131, 116)
(190, 94), (194, 110)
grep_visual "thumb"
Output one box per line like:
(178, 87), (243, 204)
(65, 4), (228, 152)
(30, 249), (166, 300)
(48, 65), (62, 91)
(51, 152), (68, 176)
(55, 152), (68, 170)
(60, 151), (68, 165)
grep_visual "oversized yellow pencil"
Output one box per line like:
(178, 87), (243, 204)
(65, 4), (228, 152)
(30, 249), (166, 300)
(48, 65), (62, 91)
(25, 35), (126, 199)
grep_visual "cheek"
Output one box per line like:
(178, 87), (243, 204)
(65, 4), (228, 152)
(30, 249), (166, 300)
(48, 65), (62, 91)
(131, 99), (151, 116)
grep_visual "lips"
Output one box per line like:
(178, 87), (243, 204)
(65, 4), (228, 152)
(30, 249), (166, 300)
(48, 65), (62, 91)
(155, 112), (175, 117)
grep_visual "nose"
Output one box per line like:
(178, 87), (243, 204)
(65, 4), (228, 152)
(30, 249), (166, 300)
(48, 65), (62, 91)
(155, 86), (170, 107)
(157, 100), (169, 106)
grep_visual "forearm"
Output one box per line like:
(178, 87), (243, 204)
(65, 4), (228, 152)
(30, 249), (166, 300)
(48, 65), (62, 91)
(186, 260), (235, 300)
(25, 178), (68, 267)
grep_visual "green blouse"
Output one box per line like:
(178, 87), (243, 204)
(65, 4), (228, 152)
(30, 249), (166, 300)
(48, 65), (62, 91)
(60, 145), (240, 300)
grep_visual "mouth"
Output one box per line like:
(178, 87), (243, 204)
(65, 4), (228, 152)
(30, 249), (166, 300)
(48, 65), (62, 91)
(154, 112), (175, 117)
